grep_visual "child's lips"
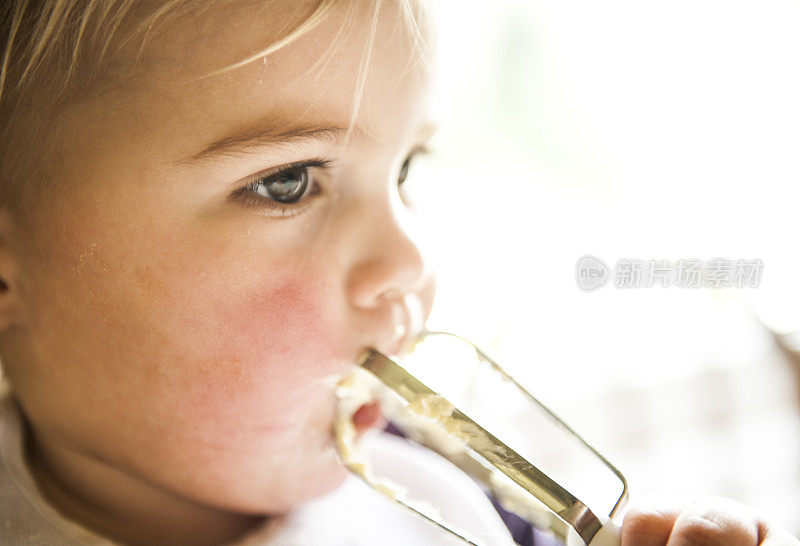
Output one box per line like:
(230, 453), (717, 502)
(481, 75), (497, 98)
(351, 400), (385, 433)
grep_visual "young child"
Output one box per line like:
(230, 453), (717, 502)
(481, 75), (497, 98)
(0, 1), (796, 544)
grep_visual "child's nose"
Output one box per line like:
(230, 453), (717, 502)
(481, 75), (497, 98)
(346, 206), (431, 311)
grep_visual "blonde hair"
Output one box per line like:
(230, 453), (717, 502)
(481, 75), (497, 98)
(0, 0), (429, 212)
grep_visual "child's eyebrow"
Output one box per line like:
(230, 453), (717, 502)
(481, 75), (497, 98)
(183, 121), (370, 163)
(416, 121), (438, 144)
(182, 120), (437, 163)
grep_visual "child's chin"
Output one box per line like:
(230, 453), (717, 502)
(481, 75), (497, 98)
(305, 461), (351, 498)
(272, 460), (351, 512)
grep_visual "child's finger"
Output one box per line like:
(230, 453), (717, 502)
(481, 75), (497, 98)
(619, 495), (797, 546)
(621, 503), (681, 546)
(757, 518), (800, 546)
(663, 502), (758, 546)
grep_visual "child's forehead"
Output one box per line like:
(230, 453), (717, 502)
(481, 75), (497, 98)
(119, 1), (412, 86)
(98, 1), (425, 130)
(79, 1), (428, 153)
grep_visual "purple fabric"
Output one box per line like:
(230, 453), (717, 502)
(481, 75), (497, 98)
(489, 496), (563, 546)
(383, 423), (563, 545)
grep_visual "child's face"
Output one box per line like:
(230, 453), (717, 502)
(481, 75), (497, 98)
(6, 1), (434, 513)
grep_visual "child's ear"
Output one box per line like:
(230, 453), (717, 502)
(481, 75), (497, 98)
(0, 202), (20, 332)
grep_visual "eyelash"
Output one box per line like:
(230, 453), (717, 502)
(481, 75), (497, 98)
(232, 147), (430, 216)
(398, 146), (429, 185)
(232, 159), (331, 216)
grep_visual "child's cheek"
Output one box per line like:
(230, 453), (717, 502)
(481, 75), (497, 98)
(169, 270), (344, 430)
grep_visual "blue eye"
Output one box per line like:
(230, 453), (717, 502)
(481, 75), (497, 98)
(253, 166), (309, 203)
(234, 159), (331, 215)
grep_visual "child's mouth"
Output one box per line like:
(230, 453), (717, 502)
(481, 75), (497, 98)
(351, 400), (385, 433)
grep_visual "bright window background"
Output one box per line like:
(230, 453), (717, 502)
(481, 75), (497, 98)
(413, 0), (800, 534)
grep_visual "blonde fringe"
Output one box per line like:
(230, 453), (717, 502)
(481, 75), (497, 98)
(0, 1), (27, 110)
(202, 0), (340, 78)
(346, 0), (382, 143)
(1, 0), (429, 111)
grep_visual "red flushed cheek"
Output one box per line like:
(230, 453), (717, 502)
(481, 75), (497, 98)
(223, 278), (333, 366)
(174, 270), (343, 427)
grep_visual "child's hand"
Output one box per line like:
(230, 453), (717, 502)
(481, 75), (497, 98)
(620, 496), (799, 545)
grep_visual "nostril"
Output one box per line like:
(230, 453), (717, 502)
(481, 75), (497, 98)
(389, 292), (425, 343)
(354, 292), (426, 359)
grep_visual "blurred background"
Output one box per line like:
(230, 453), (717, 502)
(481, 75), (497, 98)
(410, 0), (800, 535)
